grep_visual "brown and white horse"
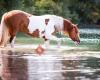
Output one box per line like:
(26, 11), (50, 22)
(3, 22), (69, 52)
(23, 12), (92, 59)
(0, 10), (80, 48)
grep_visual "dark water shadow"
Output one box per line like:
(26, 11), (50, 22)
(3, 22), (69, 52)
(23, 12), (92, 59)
(0, 50), (100, 80)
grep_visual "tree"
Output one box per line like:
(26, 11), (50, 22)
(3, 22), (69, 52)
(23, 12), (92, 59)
(68, 0), (100, 24)
(22, 0), (35, 13)
(34, 0), (62, 15)
(0, 0), (23, 19)
(0, 0), (100, 24)
(0, 0), (7, 17)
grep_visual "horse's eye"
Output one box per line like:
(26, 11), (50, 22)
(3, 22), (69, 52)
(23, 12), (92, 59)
(74, 27), (78, 33)
(75, 30), (77, 33)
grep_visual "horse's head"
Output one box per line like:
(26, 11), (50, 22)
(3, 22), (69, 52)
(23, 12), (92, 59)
(63, 19), (80, 45)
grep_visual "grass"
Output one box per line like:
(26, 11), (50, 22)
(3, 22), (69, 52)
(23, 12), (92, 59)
(16, 33), (75, 45)
(16, 33), (100, 51)
(16, 33), (44, 44)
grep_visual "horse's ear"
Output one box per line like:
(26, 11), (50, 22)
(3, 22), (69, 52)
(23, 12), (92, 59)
(75, 24), (78, 26)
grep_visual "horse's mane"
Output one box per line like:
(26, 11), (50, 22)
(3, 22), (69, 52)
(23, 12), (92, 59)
(65, 19), (78, 33)
(64, 19), (74, 31)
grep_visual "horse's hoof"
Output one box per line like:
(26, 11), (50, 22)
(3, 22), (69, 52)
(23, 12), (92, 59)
(56, 43), (61, 48)
(56, 45), (60, 48)
(0, 46), (5, 48)
(11, 44), (14, 48)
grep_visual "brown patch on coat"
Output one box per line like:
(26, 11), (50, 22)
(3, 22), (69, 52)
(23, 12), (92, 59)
(45, 19), (49, 25)
(63, 19), (73, 33)
(31, 29), (40, 38)
(4, 10), (31, 37)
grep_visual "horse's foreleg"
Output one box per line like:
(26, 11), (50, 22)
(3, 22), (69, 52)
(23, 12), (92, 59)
(57, 40), (61, 48)
(44, 40), (50, 48)
(45, 26), (62, 47)
(45, 34), (61, 48)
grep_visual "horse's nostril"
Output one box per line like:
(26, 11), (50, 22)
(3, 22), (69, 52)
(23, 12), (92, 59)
(77, 41), (80, 44)
(78, 40), (80, 43)
(74, 40), (80, 45)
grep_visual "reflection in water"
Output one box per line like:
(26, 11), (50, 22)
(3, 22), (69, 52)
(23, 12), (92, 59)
(0, 50), (28, 80)
(0, 50), (100, 80)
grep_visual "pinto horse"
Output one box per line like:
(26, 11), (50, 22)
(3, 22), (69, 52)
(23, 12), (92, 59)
(0, 10), (80, 48)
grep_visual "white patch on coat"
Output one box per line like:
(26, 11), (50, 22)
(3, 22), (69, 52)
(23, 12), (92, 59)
(28, 16), (45, 33)
(28, 15), (64, 38)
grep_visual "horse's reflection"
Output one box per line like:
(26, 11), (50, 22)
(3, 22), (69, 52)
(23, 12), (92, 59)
(0, 50), (28, 80)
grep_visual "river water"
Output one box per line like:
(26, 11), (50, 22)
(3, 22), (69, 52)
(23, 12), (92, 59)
(0, 50), (100, 80)
(0, 28), (100, 80)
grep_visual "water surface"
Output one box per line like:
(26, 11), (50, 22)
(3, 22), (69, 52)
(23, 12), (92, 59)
(0, 50), (100, 80)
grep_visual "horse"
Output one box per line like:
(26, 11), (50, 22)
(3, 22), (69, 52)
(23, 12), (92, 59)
(0, 10), (80, 48)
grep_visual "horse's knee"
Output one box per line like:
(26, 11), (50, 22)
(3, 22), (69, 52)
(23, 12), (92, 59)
(9, 32), (16, 43)
(42, 36), (48, 41)
(9, 36), (14, 43)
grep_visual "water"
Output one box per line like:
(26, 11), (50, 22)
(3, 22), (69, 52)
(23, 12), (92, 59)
(0, 50), (100, 80)
(79, 29), (100, 39)
(0, 28), (100, 80)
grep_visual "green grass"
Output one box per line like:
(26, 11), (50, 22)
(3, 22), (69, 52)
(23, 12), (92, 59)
(16, 33), (44, 44)
(16, 33), (75, 45)
(16, 33), (100, 51)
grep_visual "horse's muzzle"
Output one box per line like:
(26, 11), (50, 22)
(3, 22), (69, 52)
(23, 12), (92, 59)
(74, 40), (80, 45)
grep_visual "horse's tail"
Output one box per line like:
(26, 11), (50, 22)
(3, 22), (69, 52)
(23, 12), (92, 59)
(0, 13), (10, 46)
(0, 14), (5, 42)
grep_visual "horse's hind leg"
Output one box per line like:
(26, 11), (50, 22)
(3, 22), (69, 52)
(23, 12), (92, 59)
(0, 26), (10, 47)
(9, 36), (16, 48)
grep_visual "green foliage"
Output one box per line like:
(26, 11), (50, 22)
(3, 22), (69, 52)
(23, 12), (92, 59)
(22, 0), (35, 13)
(68, 0), (100, 24)
(0, 0), (23, 19)
(3, 0), (23, 10)
(0, 0), (7, 17)
(35, 0), (62, 15)
(0, 0), (100, 24)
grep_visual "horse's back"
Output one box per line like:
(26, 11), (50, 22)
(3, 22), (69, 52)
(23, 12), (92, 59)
(3, 10), (32, 33)
(5, 10), (31, 17)
(4, 10), (31, 21)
